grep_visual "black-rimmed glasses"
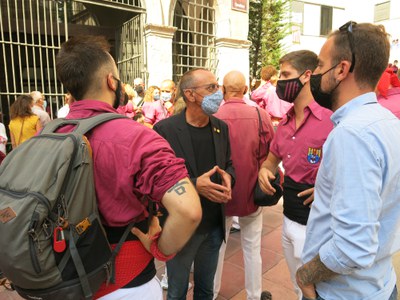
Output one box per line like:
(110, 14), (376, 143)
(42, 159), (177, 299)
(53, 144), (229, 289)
(339, 21), (357, 73)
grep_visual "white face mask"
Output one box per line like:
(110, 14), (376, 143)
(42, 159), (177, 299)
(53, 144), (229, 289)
(42, 100), (47, 110)
(161, 92), (172, 102)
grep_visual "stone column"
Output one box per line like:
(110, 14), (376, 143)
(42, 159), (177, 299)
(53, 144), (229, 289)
(144, 24), (177, 86)
(215, 37), (252, 83)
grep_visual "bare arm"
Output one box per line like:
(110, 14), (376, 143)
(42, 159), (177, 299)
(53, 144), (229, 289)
(296, 254), (337, 299)
(156, 177), (201, 255)
(36, 119), (42, 133)
(258, 152), (281, 195)
(10, 131), (16, 149)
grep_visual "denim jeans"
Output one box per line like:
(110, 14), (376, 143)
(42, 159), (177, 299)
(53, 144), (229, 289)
(301, 285), (397, 300)
(166, 226), (223, 300)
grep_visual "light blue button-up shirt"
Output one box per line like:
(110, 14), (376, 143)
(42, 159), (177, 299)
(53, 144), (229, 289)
(302, 92), (400, 300)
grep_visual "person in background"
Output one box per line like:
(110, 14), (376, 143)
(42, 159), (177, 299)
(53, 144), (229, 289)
(57, 92), (74, 118)
(160, 79), (177, 116)
(172, 96), (186, 115)
(142, 86), (167, 127)
(8, 94), (42, 149)
(133, 78), (145, 106)
(133, 112), (145, 125)
(391, 59), (398, 73)
(251, 65), (293, 127)
(258, 50), (333, 300)
(214, 70), (274, 300)
(0, 112), (7, 164)
(30, 91), (51, 127)
(117, 84), (139, 119)
(376, 67), (400, 118)
(297, 22), (400, 300)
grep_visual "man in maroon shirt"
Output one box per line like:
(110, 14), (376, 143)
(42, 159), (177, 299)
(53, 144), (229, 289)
(55, 35), (201, 300)
(214, 70), (274, 300)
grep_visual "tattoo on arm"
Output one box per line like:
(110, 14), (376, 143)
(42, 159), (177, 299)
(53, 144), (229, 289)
(167, 180), (189, 196)
(297, 254), (337, 286)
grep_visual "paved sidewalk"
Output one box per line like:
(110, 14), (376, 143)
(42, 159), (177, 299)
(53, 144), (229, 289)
(2, 200), (400, 300)
(156, 201), (297, 300)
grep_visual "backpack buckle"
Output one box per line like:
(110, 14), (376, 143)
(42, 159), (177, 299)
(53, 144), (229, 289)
(75, 218), (91, 235)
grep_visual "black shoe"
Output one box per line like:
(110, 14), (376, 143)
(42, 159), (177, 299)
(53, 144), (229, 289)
(260, 290), (272, 300)
(230, 227), (240, 234)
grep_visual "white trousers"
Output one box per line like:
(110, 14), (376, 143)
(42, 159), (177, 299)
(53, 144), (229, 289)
(97, 276), (163, 300)
(282, 216), (306, 300)
(213, 207), (263, 300)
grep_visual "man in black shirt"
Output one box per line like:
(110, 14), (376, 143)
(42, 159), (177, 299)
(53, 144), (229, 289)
(154, 68), (235, 300)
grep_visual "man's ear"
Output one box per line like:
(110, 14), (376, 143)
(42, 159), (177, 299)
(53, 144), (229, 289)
(301, 70), (312, 84)
(243, 86), (248, 95)
(107, 73), (117, 92)
(336, 60), (352, 81)
(183, 89), (195, 102)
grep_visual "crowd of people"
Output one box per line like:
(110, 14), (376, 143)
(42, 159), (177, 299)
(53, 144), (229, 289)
(1, 21), (400, 300)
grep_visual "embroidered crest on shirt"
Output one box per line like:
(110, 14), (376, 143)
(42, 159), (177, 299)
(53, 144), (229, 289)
(307, 147), (322, 164)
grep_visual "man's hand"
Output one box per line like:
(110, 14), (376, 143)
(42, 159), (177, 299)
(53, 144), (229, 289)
(216, 166), (232, 199)
(258, 167), (276, 195)
(131, 216), (162, 253)
(196, 166), (231, 203)
(298, 187), (314, 207)
(296, 254), (337, 300)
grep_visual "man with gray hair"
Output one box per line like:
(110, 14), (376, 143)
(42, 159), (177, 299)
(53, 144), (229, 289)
(30, 91), (51, 127)
(154, 68), (235, 300)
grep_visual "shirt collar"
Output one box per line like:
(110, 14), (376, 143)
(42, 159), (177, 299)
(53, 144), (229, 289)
(222, 98), (246, 105)
(331, 92), (377, 126)
(283, 99), (324, 125)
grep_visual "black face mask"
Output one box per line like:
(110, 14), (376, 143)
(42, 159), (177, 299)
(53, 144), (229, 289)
(310, 63), (341, 111)
(135, 85), (144, 94)
(113, 77), (124, 109)
(276, 76), (304, 103)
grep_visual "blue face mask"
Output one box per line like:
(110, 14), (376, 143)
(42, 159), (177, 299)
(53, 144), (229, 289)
(153, 94), (160, 101)
(43, 100), (47, 110)
(201, 90), (223, 115)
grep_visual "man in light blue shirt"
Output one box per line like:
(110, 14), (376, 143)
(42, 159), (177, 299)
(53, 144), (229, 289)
(296, 22), (400, 300)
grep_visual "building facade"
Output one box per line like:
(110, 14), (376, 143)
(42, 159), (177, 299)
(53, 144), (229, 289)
(283, 0), (400, 63)
(0, 0), (251, 125)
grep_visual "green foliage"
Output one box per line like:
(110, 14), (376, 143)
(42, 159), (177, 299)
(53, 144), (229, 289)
(249, 0), (291, 78)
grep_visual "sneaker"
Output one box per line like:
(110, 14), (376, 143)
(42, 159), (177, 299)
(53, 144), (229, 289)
(160, 273), (192, 291)
(230, 227), (240, 234)
(260, 290), (272, 300)
(160, 273), (168, 290)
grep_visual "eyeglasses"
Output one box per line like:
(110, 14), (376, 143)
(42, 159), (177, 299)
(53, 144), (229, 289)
(188, 83), (220, 92)
(339, 21), (357, 73)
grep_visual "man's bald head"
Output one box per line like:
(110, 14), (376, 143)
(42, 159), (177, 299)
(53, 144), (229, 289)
(222, 70), (248, 100)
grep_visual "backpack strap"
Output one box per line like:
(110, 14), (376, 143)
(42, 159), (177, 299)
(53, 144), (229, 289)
(108, 222), (135, 284)
(41, 113), (128, 135)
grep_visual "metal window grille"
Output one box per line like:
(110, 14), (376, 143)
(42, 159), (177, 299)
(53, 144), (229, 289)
(1, 0), (145, 130)
(0, 0), (68, 125)
(172, 0), (217, 83)
(116, 14), (146, 86)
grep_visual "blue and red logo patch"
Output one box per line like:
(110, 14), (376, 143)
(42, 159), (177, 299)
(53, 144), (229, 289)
(307, 147), (322, 164)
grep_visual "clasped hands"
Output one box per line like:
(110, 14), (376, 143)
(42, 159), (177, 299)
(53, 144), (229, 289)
(196, 166), (232, 203)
